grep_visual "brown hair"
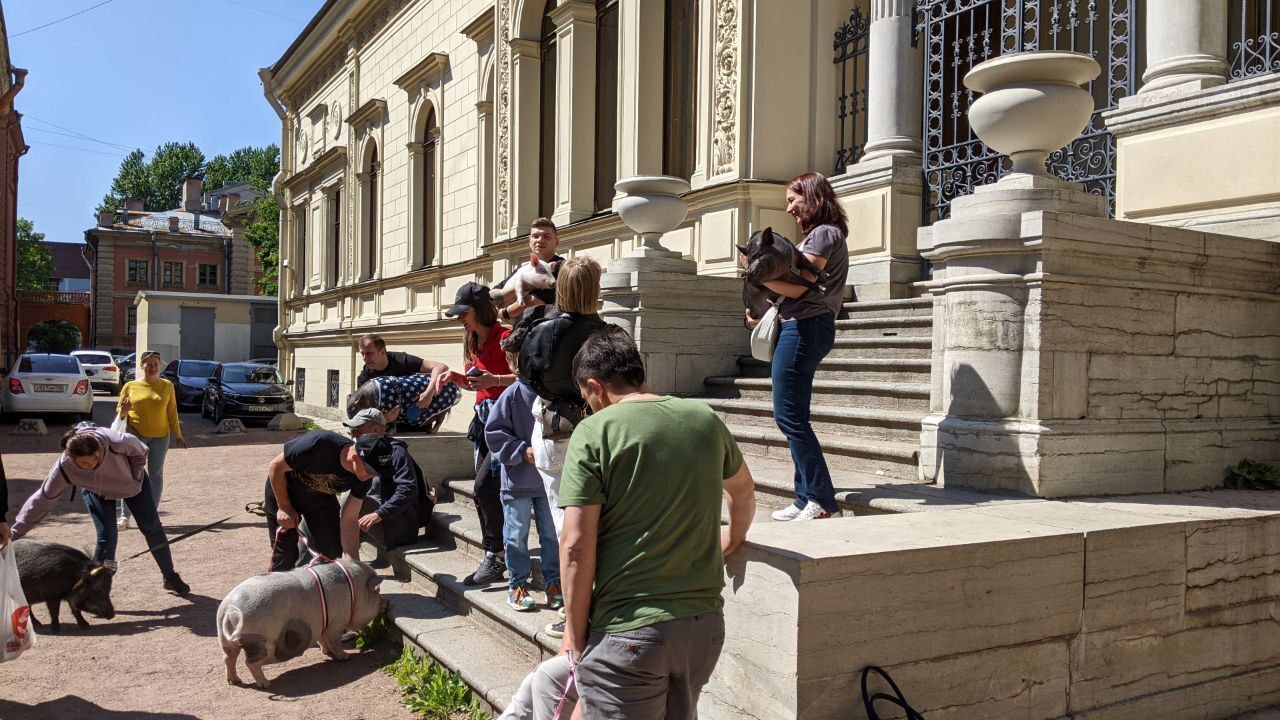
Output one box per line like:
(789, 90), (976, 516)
(555, 257), (602, 314)
(61, 428), (101, 457)
(358, 334), (386, 351)
(530, 217), (557, 235)
(787, 172), (848, 237)
(464, 300), (501, 362)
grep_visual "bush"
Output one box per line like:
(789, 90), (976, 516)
(386, 644), (491, 720)
(27, 320), (82, 354)
(1225, 459), (1280, 491)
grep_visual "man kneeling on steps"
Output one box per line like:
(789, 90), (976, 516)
(262, 428), (394, 571)
(345, 408), (434, 549)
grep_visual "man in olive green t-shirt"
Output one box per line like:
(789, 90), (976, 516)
(559, 327), (756, 720)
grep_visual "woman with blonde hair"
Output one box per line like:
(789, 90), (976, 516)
(115, 350), (186, 528)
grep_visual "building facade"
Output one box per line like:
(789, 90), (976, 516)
(263, 0), (1280, 423)
(83, 178), (264, 354)
(42, 241), (90, 292)
(134, 290), (279, 363)
(0, 2), (24, 369)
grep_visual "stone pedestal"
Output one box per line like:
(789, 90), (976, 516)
(832, 153), (924, 300)
(600, 256), (746, 395)
(917, 174), (1280, 497)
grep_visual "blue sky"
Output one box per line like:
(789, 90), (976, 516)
(7, 0), (326, 244)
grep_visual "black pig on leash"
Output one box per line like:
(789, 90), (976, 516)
(737, 226), (831, 320)
(12, 539), (116, 633)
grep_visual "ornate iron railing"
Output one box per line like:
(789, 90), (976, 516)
(916, 0), (1143, 222)
(17, 290), (91, 305)
(327, 369), (340, 408)
(834, 6), (871, 175)
(295, 367), (305, 402)
(1229, 0), (1280, 81)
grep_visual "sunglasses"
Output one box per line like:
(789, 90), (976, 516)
(141, 351), (160, 361)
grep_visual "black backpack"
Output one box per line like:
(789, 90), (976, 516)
(518, 312), (607, 405)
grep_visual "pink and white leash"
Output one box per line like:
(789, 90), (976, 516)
(552, 649), (577, 720)
(271, 527), (358, 632)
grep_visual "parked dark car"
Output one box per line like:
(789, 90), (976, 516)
(161, 359), (219, 410)
(201, 363), (294, 423)
(117, 353), (137, 383)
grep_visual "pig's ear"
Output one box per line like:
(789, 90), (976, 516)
(761, 227), (775, 245)
(529, 252), (539, 266)
(736, 244), (749, 256)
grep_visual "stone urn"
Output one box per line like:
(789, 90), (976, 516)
(613, 176), (691, 254)
(964, 51), (1101, 177)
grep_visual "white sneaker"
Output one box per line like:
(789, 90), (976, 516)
(793, 500), (843, 521)
(117, 516), (130, 529)
(771, 504), (804, 522)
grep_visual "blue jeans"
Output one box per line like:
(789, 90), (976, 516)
(82, 473), (177, 577)
(772, 314), (838, 513)
(120, 433), (169, 520)
(503, 495), (560, 591)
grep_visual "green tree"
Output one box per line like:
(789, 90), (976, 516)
(245, 192), (280, 297)
(97, 141), (205, 214)
(206, 145), (282, 296)
(15, 218), (53, 290)
(28, 319), (81, 354)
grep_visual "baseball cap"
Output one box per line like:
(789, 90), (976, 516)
(343, 407), (387, 429)
(353, 433), (394, 476)
(445, 282), (492, 317)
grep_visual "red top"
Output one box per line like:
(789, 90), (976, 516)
(466, 325), (513, 403)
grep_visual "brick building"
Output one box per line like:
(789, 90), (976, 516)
(0, 3), (24, 368)
(83, 178), (264, 354)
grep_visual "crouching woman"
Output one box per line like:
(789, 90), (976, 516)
(10, 423), (190, 594)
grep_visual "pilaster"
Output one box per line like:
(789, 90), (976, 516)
(1140, 0), (1228, 95)
(863, 0), (923, 159)
(549, 1), (597, 227)
(616, 0), (665, 180)
(509, 37), (541, 237)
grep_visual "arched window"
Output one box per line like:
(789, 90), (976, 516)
(594, 0), (620, 211)
(422, 108), (438, 266)
(364, 146), (379, 280)
(328, 185), (341, 288)
(663, 0), (698, 179)
(295, 204), (307, 294)
(539, 1), (559, 218)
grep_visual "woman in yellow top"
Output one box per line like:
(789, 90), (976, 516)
(115, 351), (187, 527)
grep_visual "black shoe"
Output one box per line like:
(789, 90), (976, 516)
(163, 573), (191, 595)
(544, 620), (565, 640)
(463, 552), (506, 586)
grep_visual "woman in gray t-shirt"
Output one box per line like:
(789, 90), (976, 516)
(753, 172), (848, 521)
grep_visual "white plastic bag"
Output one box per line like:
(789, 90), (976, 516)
(110, 414), (128, 434)
(0, 544), (36, 661)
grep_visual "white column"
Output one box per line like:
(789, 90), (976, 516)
(1140, 0), (1228, 94)
(616, 0), (664, 179)
(862, 0), (922, 160)
(550, 1), (597, 226)
(509, 38), (542, 237)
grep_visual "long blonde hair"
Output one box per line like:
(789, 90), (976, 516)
(555, 257), (602, 314)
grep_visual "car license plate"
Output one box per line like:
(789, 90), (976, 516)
(249, 405), (273, 412)
(34, 384), (65, 393)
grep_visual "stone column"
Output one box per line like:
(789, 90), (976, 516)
(508, 38), (542, 237)
(615, 0), (665, 180)
(1140, 0), (1228, 94)
(862, 0), (922, 160)
(549, 1), (597, 227)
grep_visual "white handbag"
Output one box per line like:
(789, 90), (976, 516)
(749, 301), (782, 362)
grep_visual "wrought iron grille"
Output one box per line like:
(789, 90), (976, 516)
(1229, 0), (1280, 81)
(295, 368), (305, 402)
(327, 370), (340, 408)
(916, 0), (1144, 222)
(834, 6), (871, 174)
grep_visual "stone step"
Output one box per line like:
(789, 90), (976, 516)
(703, 376), (930, 412)
(736, 356), (931, 383)
(383, 579), (534, 716)
(828, 336), (932, 360)
(724, 422), (922, 480)
(840, 297), (933, 318)
(834, 315), (932, 338)
(702, 397), (923, 443)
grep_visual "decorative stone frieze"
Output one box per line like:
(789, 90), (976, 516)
(711, 0), (739, 176)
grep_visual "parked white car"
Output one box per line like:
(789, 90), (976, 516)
(2, 353), (95, 419)
(71, 349), (122, 394)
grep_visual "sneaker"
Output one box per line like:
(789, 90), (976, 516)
(464, 552), (506, 586)
(117, 516), (131, 529)
(557, 606), (566, 620)
(771, 504), (804, 522)
(544, 582), (563, 610)
(793, 500), (843, 521)
(507, 586), (536, 612)
(163, 573), (191, 595)
(544, 620), (565, 639)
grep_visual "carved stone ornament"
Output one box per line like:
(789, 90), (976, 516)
(711, 0), (738, 175)
(496, 0), (512, 234)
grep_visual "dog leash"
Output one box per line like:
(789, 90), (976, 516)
(119, 509), (244, 563)
(270, 527), (358, 633)
(551, 650), (577, 720)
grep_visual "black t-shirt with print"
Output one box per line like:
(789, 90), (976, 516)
(282, 430), (369, 498)
(357, 351), (425, 386)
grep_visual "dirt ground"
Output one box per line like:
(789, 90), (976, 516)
(0, 396), (415, 720)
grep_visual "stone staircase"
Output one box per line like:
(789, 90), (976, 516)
(702, 297), (933, 485)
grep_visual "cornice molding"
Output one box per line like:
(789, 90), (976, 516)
(461, 6), (496, 43)
(282, 145), (348, 192)
(346, 98), (388, 128)
(394, 52), (450, 91)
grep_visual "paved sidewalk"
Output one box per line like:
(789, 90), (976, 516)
(0, 396), (413, 720)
